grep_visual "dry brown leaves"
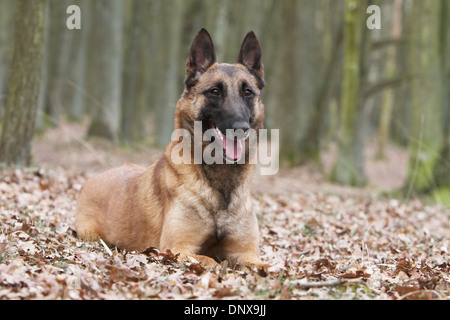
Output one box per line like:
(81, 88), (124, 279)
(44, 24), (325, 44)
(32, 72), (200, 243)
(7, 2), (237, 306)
(0, 168), (449, 300)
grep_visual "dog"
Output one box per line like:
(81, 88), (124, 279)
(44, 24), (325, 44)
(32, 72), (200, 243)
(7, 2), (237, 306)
(75, 28), (268, 270)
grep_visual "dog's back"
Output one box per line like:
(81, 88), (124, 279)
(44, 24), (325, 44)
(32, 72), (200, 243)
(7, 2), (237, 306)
(76, 162), (163, 251)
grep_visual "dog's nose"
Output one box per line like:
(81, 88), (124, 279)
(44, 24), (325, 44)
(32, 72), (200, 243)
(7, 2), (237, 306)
(232, 121), (250, 132)
(231, 121), (250, 140)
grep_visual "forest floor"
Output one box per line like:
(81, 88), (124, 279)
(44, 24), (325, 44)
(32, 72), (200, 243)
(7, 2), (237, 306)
(0, 122), (449, 300)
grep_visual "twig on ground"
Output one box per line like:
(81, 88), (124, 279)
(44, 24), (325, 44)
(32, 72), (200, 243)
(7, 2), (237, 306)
(296, 278), (364, 289)
(99, 238), (113, 256)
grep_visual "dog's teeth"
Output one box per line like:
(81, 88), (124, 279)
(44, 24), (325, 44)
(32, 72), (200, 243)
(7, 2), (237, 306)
(216, 128), (223, 141)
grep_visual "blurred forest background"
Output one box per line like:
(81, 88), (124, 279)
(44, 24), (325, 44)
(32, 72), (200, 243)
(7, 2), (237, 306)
(0, 0), (449, 201)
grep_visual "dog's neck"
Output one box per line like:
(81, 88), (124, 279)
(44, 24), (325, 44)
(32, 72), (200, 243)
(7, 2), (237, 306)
(163, 140), (255, 209)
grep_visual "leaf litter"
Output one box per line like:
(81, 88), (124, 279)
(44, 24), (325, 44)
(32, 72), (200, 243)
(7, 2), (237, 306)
(0, 167), (449, 300)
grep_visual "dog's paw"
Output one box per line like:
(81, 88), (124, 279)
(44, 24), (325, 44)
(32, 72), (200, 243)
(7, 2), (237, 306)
(244, 262), (272, 276)
(75, 225), (101, 241)
(180, 253), (219, 269)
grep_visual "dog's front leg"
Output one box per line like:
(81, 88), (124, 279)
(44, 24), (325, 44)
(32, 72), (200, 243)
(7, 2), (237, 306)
(221, 222), (271, 272)
(225, 242), (270, 272)
(160, 235), (219, 268)
(177, 253), (219, 268)
(159, 204), (219, 268)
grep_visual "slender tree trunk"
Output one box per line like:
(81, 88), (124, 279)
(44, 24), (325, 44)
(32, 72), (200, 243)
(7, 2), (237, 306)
(330, 0), (366, 186)
(391, 0), (411, 146)
(0, 0), (46, 167)
(292, 0), (323, 165)
(404, 0), (444, 194)
(301, 10), (344, 165)
(35, 0), (50, 131)
(376, 0), (402, 159)
(145, 0), (162, 121)
(67, 0), (90, 121)
(258, 0), (282, 132)
(87, 0), (123, 142)
(121, 0), (145, 144)
(44, 0), (75, 125)
(154, 0), (184, 147)
(269, 0), (301, 166)
(0, 0), (16, 114)
(430, 0), (450, 199)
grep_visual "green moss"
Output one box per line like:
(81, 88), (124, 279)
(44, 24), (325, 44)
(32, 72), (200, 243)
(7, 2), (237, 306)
(431, 188), (450, 208)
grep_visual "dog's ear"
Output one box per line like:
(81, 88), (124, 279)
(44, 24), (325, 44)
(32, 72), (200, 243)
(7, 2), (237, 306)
(237, 31), (265, 89)
(185, 28), (216, 88)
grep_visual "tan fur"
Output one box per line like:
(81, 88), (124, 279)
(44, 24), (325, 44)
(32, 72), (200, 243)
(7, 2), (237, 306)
(75, 30), (268, 269)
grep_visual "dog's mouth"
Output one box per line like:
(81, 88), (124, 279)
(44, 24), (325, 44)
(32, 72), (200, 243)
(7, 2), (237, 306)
(209, 120), (249, 162)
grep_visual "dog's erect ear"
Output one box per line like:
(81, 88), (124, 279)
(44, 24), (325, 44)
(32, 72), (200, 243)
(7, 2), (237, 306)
(185, 28), (216, 88)
(237, 31), (265, 88)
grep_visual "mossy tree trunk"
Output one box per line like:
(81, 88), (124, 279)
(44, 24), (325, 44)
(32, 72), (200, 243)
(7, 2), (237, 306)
(376, 0), (402, 159)
(0, 0), (16, 113)
(330, 0), (367, 186)
(432, 0), (450, 196)
(404, 0), (446, 195)
(0, 0), (46, 167)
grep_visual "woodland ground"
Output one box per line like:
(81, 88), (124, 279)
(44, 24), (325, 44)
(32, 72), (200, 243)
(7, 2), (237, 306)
(0, 122), (448, 300)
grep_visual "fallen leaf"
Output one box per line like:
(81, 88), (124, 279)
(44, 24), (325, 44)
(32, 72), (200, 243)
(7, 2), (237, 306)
(339, 269), (370, 279)
(188, 263), (206, 276)
(213, 286), (238, 298)
(161, 249), (179, 265)
(391, 285), (434, 300)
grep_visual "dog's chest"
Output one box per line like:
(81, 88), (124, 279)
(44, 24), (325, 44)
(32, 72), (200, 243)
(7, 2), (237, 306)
(196, 209), (235, 257)
(181, 179), (252, 240)
(201, 191), (252, 239)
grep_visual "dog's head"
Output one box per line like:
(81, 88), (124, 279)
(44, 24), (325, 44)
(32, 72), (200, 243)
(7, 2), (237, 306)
(175, 28), (265, 163)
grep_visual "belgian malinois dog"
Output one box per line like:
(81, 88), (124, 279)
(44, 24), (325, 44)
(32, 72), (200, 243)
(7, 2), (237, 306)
(75, 29), (268, 269)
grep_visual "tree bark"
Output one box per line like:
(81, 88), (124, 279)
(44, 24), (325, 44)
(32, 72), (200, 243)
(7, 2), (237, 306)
(429, 0), (450, 200)
(44, 0), (75, 125)
(153, 0), (184, 147)
(301, 5), (344, 165)
(376, 0), (402, 159)
(87, 0), (123, 142)
(404, 0), (445, 194)
(0, 0), (46, 167)
(0, 0), (16, 114)
(330, 0), (367, 186)
(121, 0), (145, 144)
(66, 0), (90, 122)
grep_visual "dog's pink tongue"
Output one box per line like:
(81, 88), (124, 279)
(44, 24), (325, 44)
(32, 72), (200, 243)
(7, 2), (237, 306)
(224, 137), (243, 160)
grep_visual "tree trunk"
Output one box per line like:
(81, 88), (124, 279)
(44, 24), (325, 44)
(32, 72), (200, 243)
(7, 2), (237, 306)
(66, 0), (90, 121)
(268, 0), (301, 166)
(0, 0), (46, 167)
(429, 0), (450, 201)
(376, 0), (402, 159)
(301, 3), (344, 165)
(391, 0), (412, 146)
(44, 0), (75, 125)
(404, 0), (445, 195)
(0, 0), (16, 115)
(330, 0), (367, 186)
(153, 0), (184, 147)
(87, 0), (123, 142)
(121, 0), (145, 144)
(292, 0), (323, 165)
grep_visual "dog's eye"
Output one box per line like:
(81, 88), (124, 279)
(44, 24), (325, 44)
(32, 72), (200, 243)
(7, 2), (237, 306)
(244, 89), (253, 97)
(210, 88), (220, 96)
